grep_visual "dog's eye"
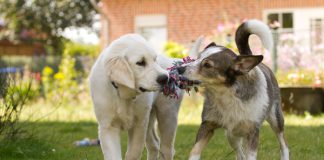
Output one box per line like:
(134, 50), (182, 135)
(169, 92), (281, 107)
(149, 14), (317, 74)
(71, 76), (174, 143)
(203, 62), (212, 68)
(136, 59), (146, 66)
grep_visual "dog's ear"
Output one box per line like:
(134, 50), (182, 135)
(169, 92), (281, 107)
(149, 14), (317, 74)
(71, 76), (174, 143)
(106, 57), (135, 89)
(188, 36), (204, 58)
(232, 55), (263, 74)
(204, 42), (217, 50)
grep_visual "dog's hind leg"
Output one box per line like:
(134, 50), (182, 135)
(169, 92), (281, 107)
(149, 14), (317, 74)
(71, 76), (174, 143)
(189, 121), (218, 160)
(156, 96), (182, 160)
(146, 107), (160, 160)
(266, 102), (289, 160)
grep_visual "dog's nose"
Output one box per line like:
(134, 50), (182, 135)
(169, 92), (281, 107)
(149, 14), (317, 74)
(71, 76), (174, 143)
(177, 66), (186, 74)
(156, 74), (169, 85)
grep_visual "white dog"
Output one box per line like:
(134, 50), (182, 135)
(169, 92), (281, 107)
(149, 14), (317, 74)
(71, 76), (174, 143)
(89, 34), (184, 160)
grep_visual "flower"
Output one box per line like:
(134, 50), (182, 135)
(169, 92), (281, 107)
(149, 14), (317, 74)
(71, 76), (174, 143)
(54, 72), (64, 80)
(43, 66), (53, 75)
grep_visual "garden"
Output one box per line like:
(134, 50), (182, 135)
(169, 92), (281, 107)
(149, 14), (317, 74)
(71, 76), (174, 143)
(1, 1), (324, 160)
(1, 31), (324, 159)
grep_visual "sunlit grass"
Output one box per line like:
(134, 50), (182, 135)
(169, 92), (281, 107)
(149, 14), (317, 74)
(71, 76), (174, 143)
(5, 93), (323, 160)
(21, 98), (96, 122)
(21, 94), (324, 127)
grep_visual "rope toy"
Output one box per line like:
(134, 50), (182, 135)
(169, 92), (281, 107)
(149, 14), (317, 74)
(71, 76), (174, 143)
(161, 56), (200, 99)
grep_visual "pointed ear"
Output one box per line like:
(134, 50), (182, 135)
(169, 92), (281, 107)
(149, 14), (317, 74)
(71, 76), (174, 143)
(106, 57), (135, 89)
(188, 36), (204, 58)
(204, 42), (217, 50)
(232, 55), (263, 74)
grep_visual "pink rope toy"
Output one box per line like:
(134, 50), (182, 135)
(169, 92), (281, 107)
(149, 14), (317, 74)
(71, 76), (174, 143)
(161, 56), (200, 99)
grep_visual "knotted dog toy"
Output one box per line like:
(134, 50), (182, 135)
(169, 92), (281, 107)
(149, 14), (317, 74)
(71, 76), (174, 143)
(161, 56), (200, 99)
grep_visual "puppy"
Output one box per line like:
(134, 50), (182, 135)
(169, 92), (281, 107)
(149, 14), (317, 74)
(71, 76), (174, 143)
(180, 20), (289, 160)
(89, 34), (184, 160)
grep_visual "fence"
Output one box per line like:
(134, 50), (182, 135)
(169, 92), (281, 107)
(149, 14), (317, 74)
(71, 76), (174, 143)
(1, 55), (95, 72)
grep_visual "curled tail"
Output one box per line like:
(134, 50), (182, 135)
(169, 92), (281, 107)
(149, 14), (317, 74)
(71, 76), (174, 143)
(235, 19), (273, 55)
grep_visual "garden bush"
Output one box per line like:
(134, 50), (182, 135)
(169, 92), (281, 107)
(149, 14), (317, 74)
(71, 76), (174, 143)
(41, 55), (82, 104)
(164, 41), (188, 58)
(63, 41), (100, 57)
(0, 74), (32, 141)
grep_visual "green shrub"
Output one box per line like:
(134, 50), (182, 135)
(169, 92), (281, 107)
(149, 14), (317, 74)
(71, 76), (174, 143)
(164, 41), (188, 58)
(63, 41), (100, 57)
(0, 74), (32, 140)
(41, 54), (82, 104)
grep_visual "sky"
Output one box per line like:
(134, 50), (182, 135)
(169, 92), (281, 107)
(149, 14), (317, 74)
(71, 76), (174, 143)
(62, 14), (101, 45)
(62, 27), (99, 45)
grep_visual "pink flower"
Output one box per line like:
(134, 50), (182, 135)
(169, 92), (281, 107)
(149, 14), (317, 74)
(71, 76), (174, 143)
(217, 23), (224, 32)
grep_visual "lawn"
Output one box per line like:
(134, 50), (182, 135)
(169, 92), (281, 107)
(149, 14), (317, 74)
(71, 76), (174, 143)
(1, 95), (324, 160)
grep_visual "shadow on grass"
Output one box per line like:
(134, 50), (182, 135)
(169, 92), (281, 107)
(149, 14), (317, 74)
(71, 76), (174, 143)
(0, 121), (323, 160)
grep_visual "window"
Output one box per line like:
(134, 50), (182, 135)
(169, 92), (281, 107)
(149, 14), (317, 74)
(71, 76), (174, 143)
(267, 12), (294, 30)
(135, 15), (167, 53)
(310, 18), (324, 50)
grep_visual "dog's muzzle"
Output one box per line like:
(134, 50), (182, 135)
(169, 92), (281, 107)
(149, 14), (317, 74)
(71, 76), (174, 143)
(156, 74), (169, 85)
(176, 66), (186, 74)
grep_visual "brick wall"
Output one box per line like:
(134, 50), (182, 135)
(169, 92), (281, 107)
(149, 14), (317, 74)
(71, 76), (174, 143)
(101, 0), (324, 45)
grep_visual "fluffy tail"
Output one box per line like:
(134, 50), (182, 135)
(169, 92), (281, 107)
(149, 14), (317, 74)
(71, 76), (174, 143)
(235, 19), (273, 55)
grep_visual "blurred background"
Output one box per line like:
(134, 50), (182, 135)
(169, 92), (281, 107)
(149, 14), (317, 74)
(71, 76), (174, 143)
(0, 0), (324, 160)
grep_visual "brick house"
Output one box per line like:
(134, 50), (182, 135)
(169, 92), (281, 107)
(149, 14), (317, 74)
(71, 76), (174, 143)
(100, 0), (324, 52)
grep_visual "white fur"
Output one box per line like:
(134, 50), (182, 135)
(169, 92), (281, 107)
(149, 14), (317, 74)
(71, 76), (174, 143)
(200, 47), (224, 59)
(278, 132), (290, 160)
(189, 155), (201, 160)
(89, 34), (181, 160)
(247, 151), (257, 160)
(245, 20), (273, 51)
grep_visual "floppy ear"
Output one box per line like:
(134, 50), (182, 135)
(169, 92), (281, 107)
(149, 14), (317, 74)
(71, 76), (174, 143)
(232, 55), (263, 74)
(106, 57), (135, 89)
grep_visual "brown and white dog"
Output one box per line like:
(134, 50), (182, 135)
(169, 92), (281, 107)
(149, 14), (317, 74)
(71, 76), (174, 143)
(180, 20), (289, 160)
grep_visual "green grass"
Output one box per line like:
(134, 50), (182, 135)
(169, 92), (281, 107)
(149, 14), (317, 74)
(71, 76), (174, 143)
(1, 95), (324, 159)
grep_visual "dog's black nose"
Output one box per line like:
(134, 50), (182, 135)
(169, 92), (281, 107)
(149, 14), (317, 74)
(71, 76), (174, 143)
(177, 66), (186, 74)
(156, 74), (169, 85)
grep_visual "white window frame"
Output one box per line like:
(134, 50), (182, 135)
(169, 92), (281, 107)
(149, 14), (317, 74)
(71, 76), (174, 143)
(135, 15), (167, 31)
(263, 9), (294, 33)
(134, 14), (167, 53)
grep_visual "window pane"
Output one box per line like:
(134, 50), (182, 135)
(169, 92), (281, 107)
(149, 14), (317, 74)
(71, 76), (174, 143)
(267, 13), (279, 24)
(138, 27), (167, 53)
(282, 13), (293, 28)
(310, 18), (324, 50)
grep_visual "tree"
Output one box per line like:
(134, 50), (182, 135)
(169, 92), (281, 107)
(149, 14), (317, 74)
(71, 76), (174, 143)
(0, 0), (99, 54)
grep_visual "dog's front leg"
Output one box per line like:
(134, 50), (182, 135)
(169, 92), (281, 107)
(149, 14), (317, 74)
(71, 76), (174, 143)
(125, 118), (148, 160)
(226, 131), (245, 160)
(189, 121), (217, 160)
(99, 125), (122, 160)
(246, 128), (260, 160)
